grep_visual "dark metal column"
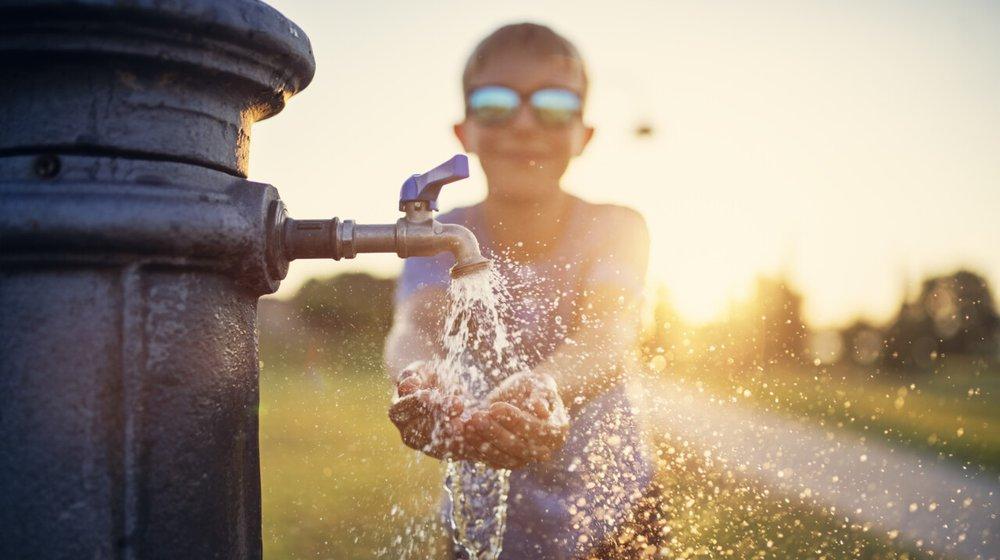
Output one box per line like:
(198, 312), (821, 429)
(0, 1), (315, 558)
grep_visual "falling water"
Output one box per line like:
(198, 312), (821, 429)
(432, 266), (523, 560)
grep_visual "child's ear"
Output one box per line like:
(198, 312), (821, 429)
(453, 121), (474, 153)
(573, 125), (595, 157)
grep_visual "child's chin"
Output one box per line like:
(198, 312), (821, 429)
(490, 180), (561, 203)
(504, 154), (555, 169)
(488, 158), (563, 181)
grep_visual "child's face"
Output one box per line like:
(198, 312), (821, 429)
(454, 53), (594, 203)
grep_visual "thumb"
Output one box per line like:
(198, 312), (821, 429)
(444, 395), (464, 417)
(528, 397), (551, 420)
(397, 375), (423, 396)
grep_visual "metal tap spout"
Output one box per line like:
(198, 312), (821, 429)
(395, 204), (490, 278)
(435, 222), (491, 278)
(272, 155), (490, 278)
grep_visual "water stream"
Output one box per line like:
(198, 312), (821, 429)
(433, 266), (522, 560)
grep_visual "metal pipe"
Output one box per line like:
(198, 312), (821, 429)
(351, 223), (398, 255)
(280, 214), (490, 278)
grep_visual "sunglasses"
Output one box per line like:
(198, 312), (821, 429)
(466, 85), (583, 128)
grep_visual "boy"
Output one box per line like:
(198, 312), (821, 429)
(384, 23), (660, 559)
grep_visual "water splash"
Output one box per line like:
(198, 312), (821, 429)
(444, 461), (510, 560)
(436, 266), (520, 411)
(433, 266), (524, 560)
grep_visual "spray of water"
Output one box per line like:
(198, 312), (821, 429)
(431, 266), (523, 559)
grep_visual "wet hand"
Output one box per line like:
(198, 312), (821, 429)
(388, 362), (466, 460)
(464, 372), (570, 469)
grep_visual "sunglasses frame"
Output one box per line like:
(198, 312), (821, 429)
(464, 84), (584, 128)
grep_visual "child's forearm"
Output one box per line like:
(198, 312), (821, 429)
(383, 327), (438, 382)
(383, 290), (447, 381)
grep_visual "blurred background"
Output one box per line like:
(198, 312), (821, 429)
(251, 1), (999, 558)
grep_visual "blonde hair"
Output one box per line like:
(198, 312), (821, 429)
(462, 22), (589, 98)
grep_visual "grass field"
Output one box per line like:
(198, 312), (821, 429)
(260, 369), (447, 559)
(256, 357), (982, 559)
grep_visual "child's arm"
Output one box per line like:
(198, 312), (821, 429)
(383, 288), (446, 380)
(541, 205), (650, 410)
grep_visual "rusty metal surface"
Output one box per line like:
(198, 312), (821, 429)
(0, 1), (314, 557)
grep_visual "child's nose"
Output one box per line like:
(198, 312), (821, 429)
(509, 103), (539, 131)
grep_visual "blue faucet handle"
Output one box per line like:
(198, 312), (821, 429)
(398, 154), (470, 211)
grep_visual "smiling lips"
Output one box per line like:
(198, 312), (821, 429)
(504, 152), (546, 161)
(495, 146), (551, 160)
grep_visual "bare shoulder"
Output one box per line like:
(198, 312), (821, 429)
(436, 202), (482, 226)
(574, 198), (649, 242)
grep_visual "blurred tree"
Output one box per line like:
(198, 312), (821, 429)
(884, 270), (998, 370)
(258, 272), (395, 374)
(708, 276), (808, 370)
(293, 272), (395, 337)
(839, 320), (884, 367)
(882, 295), (940, 372)
(734, 276), (808, 367)
(642, 284), (682, 371)
(923, 270), (998, 357)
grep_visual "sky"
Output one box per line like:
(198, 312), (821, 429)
(253, 0), (1000, 328)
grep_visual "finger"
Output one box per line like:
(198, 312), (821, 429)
(466, 412), (525, 468)
(486, 446), (523, 469)
(473, 410), (532, 461)
(443, 396), (464, 417)
(490, 402), (557, 438)
(527, 396), (552, 420)
(401, 421), (432, 451)
(397, 375), (422, 396)
(490, 375), (533, 404)
(489, 402), (535, 433)
(490, 403), (569, 448)
(388, 392), (432, 427)
(399, 363), (424, 382)
(424, 369), (440, 388)
(489, 403), (562, 460)
(470, 439), (523, 469)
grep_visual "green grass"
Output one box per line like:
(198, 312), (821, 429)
(260, 368), (447, 559)
(259, 361), (948, 559)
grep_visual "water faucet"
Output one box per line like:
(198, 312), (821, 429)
(272, 155), (490, 278)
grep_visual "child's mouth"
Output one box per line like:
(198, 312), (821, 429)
(497, 150), (550, 164)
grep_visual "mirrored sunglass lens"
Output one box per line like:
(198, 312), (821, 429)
(531, 88), (581, 126)
(468, 86), (520, 123)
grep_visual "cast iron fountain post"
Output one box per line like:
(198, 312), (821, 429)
(0, 2), (314, 557)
